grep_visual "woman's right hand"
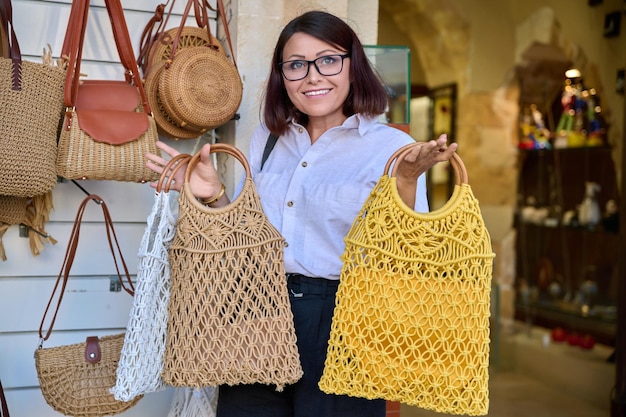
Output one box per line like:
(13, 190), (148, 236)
(145, 141), (223, 200)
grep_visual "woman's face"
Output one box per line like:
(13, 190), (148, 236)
(281, 33), (350, 127)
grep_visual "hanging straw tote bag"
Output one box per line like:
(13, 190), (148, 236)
(318, 143), (495, 416)
(162, 143), (303, 390)
(0, 0), (65, 197)
(112, 154), (192, 402)
(0, 0), (58, 260)
(35, 195), (142, 417)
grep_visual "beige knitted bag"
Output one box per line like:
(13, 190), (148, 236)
(162, 143), (303, 390)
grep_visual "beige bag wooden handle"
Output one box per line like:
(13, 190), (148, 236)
(156, 153), (193, 193)
(185, 143), (252, 183)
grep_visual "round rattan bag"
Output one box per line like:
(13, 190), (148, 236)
(158, 45), (242, 131)
(145, 61), (206, 139)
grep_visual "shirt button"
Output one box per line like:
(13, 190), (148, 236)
(301, 161), (308, 167)
(298, 127), (304, 133)
(287, 201), (294, 207)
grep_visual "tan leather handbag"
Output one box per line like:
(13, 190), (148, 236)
(56, 0), (160, 182)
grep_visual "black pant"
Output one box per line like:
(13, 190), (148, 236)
(216, 274), (386, 417)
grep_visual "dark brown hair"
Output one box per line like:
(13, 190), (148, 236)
(263, 10), (389, 136)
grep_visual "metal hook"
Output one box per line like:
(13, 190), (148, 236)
(71, 180), (102, 204)
(19, 224), (50, 239)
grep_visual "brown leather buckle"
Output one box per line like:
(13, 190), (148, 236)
(84, 336), (101, 364)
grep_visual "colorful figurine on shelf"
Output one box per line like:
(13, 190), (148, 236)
(519, 105), (551, 149)
(567, 81), (588, 147)
(530, 105), (552, 149)
(519, 107), (536, 149)
(555, 79), (577, 135)
(554, 74), (607, 148)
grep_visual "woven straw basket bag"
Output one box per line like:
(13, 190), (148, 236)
(141, 0), (241, 138)
(318, 143), (495, 416)
(35, 195), (141, 417)
(55, 0), (160, 183)
(162, 143), (303, 390)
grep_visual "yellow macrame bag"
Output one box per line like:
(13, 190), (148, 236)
(318, 143), (495, 416)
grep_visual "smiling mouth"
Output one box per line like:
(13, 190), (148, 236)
(304, 89), (331, 96)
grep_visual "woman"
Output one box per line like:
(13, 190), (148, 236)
(146, 10), (457, 417)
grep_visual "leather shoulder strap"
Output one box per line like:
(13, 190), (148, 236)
(0, 0), (23, 89)
(0, 0), (9, 59)
(62, 0), (150, 114)
(37, 195), (135, 344)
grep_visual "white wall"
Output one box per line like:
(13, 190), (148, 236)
(0, 1), (212, 415)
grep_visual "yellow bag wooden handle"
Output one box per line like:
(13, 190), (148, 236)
(385, 142), (468, 185)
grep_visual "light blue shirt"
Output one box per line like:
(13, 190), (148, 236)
(247, 114), (428, 280)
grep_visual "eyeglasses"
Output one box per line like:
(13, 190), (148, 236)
(279, 54), (350, 81)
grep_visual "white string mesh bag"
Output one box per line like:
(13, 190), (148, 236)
(112, 154), (191, 401)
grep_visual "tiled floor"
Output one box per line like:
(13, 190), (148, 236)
(401, 370), (610, 417)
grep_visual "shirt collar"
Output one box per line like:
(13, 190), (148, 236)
(289, 114), (380, 137)
(353, 114), (379, 137)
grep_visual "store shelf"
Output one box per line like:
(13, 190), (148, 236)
(514, 145), (619, 346)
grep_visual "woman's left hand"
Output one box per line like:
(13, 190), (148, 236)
(395, 134), (458, 207)
(396, 134), (457, 181)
